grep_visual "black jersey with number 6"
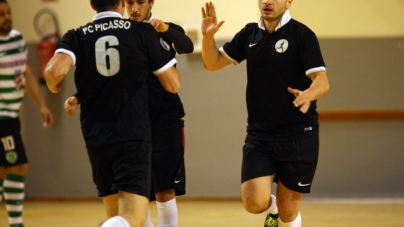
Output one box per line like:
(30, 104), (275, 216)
(56, 12), (177, 147)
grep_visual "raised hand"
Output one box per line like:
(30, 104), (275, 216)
(201, 2), (225, 37)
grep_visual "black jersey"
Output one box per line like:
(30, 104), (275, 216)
(221, 17), (326, 141)
(57, 12), (176, 147)
(147, 22), (185, 132)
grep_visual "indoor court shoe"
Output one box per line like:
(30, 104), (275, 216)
(264, 213), (278, 227)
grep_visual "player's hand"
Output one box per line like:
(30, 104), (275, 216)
(288, 87), (313, 114)
(144, 18), (169, 33)
(64, 96), (78, 116)
(40, 106), (54, 128)
(47, 82), (62, 93)
(201, 2), (225, 37)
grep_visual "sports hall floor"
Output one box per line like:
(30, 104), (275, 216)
(1, 197), (404, 226)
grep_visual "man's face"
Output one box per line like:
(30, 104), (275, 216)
(0, 3), (12, 36)
(125, 0), (154, 22)
(259, 0), (291, 22)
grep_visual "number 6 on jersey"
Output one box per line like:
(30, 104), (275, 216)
(95, 35), (120, 76)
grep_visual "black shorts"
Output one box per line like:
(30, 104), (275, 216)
(0, 118), (28, 167)
(241, 134), (319, 193)
(149, 127), (186, 201)
(87, 140), (152, 198)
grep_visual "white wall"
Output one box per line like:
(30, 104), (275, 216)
(290, 0), (404, 38)
(9, 0), (404, 43)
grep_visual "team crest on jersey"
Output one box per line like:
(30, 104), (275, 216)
(160, 38), (170, 51)
(6, 151), (18, 164)
(275, 39), (289, 53)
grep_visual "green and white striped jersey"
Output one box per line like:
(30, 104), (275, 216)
(0, 29), (27, 120)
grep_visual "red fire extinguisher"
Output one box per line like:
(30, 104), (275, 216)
(37, 35), (55, 83)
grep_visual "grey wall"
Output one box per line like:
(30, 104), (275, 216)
(21, 38), (404, 198)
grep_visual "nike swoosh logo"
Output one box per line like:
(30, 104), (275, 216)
(174, 180), (180, 183)
(249, 43), (257, 47)
(298, 182), (310, 187)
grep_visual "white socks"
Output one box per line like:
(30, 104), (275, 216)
(143, 198), (178, 227)
(101, 216), (130, 227)
(265, 194), (278, 214)
(156, 198), (178, 227)
(279, 212), (301, 227)
(143, 207), (154, 227)
(265, 194), (302, 227)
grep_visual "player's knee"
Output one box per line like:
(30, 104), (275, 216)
(242, 198), (267, 214)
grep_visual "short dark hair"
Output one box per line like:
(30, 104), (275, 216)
(0, 0), (8, 3)
(90, 0), (120, 12)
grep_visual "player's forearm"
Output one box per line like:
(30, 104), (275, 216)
(307, 71), (330, 100)
(44, 53), (72, 93)
(157, 66), (181, 94)
(24, 66), (47, 110)
(44, 66), (65, 92)
(202, 36), (221, 71)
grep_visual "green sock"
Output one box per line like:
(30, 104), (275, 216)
(4, 173), (25, 227)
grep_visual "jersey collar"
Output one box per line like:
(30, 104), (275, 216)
(93, 11), (123, 21)
(258, 10), (291, 32)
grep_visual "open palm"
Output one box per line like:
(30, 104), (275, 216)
(201, 2), (225, 37)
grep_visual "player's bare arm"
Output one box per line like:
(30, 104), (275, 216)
(24, 64), (54, 128)
(156, 66), (181, 94)
(201, 2), (230, 71)
(44, 53), (73, 93)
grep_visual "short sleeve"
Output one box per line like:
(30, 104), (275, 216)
(220, 26), (248, 65)
(144, 27), (177, 75)
(299, 31), (326, 73)
(55, 29), (78, 66)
